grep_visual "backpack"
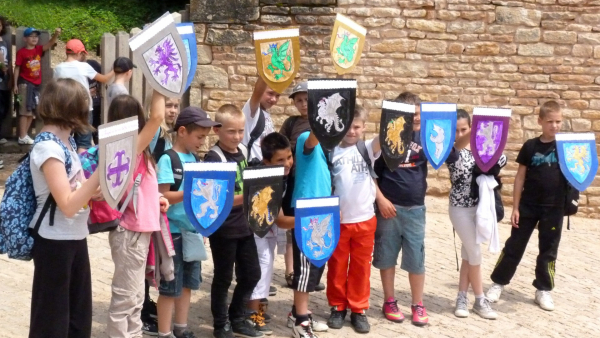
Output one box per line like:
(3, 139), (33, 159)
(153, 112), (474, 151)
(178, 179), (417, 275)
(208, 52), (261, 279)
(246, 109), (265, 166)
(328, 140), (377, 196)
(162, 149), (201, 191)
(0, 132), (76, 260)
(153, 126), (168, 163)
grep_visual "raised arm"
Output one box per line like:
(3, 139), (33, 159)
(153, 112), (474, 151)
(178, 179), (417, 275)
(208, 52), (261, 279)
(137, 90), (165, 155)
(249, 76), (267, 118)
(43, 28), (61, 52)
(304, 131), (320, 152)
(371, 136), (381, 154)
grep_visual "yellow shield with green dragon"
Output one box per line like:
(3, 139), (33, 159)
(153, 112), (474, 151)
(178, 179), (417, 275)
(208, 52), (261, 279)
(254, 28), (300, 93)
(330, 14), (366, 75)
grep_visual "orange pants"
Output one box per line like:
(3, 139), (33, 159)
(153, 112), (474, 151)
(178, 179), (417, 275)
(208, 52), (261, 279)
(326, 216), (377, 313)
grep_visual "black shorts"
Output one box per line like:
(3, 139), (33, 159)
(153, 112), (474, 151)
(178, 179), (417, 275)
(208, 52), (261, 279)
(292, 229), (325, 293)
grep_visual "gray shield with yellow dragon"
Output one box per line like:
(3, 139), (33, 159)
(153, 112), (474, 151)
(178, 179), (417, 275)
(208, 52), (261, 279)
(243, 166), (285, 238)
(295, 196), (340, 268)
(307, 79), (357, 150)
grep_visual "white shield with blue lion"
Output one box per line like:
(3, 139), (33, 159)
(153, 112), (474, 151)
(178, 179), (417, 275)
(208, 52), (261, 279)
(556, 133), (598, 192)
(420, 103), (457, 170)
(295, 196), (340, 268)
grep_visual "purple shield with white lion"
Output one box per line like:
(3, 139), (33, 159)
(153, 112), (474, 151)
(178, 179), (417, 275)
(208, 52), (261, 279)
(470, 107), (511, 172)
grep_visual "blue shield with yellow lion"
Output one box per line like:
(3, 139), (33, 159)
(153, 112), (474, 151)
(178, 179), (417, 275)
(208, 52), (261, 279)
(420, 103), (457, 170)
(556, 133), (598, 192)
(294, 196), (340, 268)
(183, 162), (237, 237)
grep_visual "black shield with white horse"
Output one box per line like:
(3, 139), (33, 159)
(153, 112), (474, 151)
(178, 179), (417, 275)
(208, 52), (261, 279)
(243, 166), (285, 238)
(307, 79), (357, 150)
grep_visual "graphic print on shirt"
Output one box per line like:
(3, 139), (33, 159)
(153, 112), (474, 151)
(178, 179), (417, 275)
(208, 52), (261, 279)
(398, 141), (423, 168)
(333, 152), (370, 184)
(448, 148), (477, 208)
(531, 150), (557, 167)
(25, 55), (41, 78)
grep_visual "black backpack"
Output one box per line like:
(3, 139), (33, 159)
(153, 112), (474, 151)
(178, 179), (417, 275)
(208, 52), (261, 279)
(163, 149), (201, 191)
(246, 109), (266, 167)
(153, 127), (168, 163)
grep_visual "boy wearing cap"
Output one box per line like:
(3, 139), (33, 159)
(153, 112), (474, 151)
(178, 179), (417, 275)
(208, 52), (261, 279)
(107, 57), (136, 104)
(54, 38), (114, 152)
(156, 106), (221, 338)
(14, 27), (61, 145)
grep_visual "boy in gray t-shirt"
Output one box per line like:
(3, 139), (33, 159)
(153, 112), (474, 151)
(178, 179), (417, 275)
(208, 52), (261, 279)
(107, 57), (136, 104)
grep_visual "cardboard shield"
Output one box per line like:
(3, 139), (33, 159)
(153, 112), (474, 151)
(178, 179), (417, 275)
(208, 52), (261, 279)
(176, 22), (197, 93)
(556, 133), (598, 192)
(294, 196), (340, 268)
(379, 101), (415, 171)
(253, 28), (300, 94)
(330, 13), (366, 75)
(183, 162), (237, 237)
(98, 117), (139, 209)
(243, 166), (285, 238)
(307, 79), (357, 150)
(420, 103), (457, 170)
(471, 108), (511, 172)
(129, 12), (188, 98)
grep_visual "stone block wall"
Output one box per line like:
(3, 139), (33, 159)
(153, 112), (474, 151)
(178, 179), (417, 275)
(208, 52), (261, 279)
(189, 0), (600, 219)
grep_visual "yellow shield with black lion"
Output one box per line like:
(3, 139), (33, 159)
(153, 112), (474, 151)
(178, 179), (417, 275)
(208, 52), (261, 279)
(254, 28), (300, 94)
(330, 13), (366, 75)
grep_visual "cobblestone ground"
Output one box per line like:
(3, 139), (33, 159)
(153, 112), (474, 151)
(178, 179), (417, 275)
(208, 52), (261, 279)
(1, 196), (599, 338)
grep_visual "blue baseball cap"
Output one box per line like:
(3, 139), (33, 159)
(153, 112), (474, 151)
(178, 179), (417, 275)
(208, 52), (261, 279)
(24, 27), (41, 37)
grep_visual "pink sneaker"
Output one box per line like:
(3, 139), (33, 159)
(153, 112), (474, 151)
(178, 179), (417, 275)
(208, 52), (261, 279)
(382, 297), (405, 323)
(410, 301), (429, 326)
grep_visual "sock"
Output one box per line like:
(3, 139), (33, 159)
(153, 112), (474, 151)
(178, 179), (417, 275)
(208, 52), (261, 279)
(291, 305), (297, 317)
(174, 323), (187, 336)
(475, 294), (485, 300)
(458, 291), (467, 298)
(295, 314), (309, 326)
(158, 332), (172, 338)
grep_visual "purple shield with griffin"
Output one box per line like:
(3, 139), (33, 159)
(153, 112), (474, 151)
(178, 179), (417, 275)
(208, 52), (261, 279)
(470, 108), (511, 172)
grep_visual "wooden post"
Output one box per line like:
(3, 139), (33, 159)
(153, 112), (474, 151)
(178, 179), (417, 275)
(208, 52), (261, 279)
(129, 28), (143, 104)
(36, 30), (51, 136)
(0, 26), (14, 139)
(101, 33), (116, 124)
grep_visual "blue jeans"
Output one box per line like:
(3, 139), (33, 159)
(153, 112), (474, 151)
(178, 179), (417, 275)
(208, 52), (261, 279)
(158, 234), (201, 297)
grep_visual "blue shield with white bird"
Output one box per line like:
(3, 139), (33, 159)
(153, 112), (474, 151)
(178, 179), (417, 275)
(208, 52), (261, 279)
(294, 196), (340, 268)
(556, 133), (598, 192)
(176, 23), (197, 93)
(420, 103), (457, 170)
(183, 162), (236, 237)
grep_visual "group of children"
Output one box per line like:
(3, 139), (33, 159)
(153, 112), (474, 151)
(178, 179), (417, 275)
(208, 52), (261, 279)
(7, 25), (573, 338)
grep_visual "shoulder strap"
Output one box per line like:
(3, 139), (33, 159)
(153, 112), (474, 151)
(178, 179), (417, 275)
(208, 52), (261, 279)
(239, 144), (248, 160)
(247, 109), (265, 160)
(357, 140), (378, 179)
(164, 149), (184, 192)
(282, 115), (300, 140)
(209, 145), (227, 162)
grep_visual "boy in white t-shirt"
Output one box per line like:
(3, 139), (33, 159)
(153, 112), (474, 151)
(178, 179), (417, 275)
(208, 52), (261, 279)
(326, 106), (381, 334)
(242, 77), (277, 164)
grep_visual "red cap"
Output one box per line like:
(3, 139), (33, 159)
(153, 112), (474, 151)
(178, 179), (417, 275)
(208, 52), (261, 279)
(66, 39), (87, 54)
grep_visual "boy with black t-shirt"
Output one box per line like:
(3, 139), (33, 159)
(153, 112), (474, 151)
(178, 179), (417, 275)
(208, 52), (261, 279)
(205, 104), (262, 338)
(486, 101), (566, 312)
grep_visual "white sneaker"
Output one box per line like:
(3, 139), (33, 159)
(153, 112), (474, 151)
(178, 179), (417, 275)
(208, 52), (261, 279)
(0, 138), (7, 144)
(287, 313), (328, 332)
(454, 293), (469, 318)
(473, 297), (498, 320)
(486, 283), (504, 303)
(18, 135), (34, 145)
(292, 321), (318, 338)
(534, 290), (555, 311)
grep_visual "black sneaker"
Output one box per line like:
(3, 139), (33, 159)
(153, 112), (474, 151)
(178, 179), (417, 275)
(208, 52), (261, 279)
(315, 283), (325, 292)
(142, 298), (158, 319)
(269, 286), (277, 296)
(174, 330), (197, 338)
(232, 318), (265, 337)
(141, 317), (158, 336)
(213, 323), (235, 338)
(250, 312), (273, 335)
(327, 307), (347, 329)
(350, 313), (370, 334)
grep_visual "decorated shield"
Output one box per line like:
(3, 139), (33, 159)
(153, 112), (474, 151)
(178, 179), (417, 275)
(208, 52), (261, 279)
(129, 12), (188, 98)
(294, 196), (340, 268)
(330, 13), (366, 75)
(420, 103), (457, 170)
(98, 117), (139, 209)
(307, 79), (357, 150)
(471, 108), (511, 172)
(379, 100), (415, 171)
(176, 22), (197, 93)
(183, 162), (237, 237)
(243, 166), (285, 238)
(556, 133), (598, 192)
(253, 28), (300, 94)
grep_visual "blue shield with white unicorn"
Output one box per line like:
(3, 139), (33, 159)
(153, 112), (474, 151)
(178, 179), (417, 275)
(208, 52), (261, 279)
(420, 103), (457, 170)
(556, 133), (598, 192)
(294, 196), (340, 268)
(183, 162), (237, 237)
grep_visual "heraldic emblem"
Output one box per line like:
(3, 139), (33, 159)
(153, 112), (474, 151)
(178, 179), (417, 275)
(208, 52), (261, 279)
(243, 166), (285, 238)
(307, 79), (357, 150)
(176, 22), (197, 93)
(183, 162), (237, 237)
(98, 117), (139, 209)
(330, 13), (367, 75)
(470, 108), (511, 172)
(253, 28), (301, 94)
(556, 133), (598, 192)
(129, 12), (189, 97)
(295, 196), (340, 268)
(379, 100), (415, 171)
(420, 103), (457, 170)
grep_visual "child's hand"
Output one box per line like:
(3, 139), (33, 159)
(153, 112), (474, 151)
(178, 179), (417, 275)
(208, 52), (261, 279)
(377, 196), (396, 219)
(54, 28), (62, 36)
(511, 209), (519, 228)
(159, 196), (170, 213)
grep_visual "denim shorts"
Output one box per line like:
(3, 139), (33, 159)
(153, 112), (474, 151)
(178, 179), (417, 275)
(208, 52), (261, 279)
(158, 234), (201, 297)
(373, 205), (426, 274)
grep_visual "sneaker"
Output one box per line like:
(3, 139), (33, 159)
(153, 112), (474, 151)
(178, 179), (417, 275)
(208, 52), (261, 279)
(454, 293), (469, 318)
(0, 138), (7, 145)
(213, 323), (235, 338)
(486, 283), (504, 303)
(350, 312), (370, 334)
(174, 330), (197, 338)
(269, 286), (277, 296)
(326, 307), (347, 329)
(18, 135), (34, 145)
(534, 290), (555, 311)
(287, 313), (328, 332)
(410, 302), (429, 327)
(382, 297), (405, 323)
(315, 283), (325, 292)
(258, 302), (271, 323)
(285, 272), (294, 288)
(250, 312), (272, 335)
(292, 321), (318, 338)
(141, 318), (158, 336)
(473, 297), (498, 320)
(231, 318), (264, 337)
(143, 298), (158, 319)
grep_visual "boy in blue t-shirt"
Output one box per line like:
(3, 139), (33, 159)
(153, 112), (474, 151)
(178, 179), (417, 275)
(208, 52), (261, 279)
(156, 107), (221, 338)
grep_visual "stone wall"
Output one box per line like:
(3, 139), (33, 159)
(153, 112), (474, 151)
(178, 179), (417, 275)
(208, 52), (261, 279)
(189, 0), (600, 219)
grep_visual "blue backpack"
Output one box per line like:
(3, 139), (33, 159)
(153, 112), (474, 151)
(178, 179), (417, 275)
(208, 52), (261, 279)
(0, 132), (76, 260)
